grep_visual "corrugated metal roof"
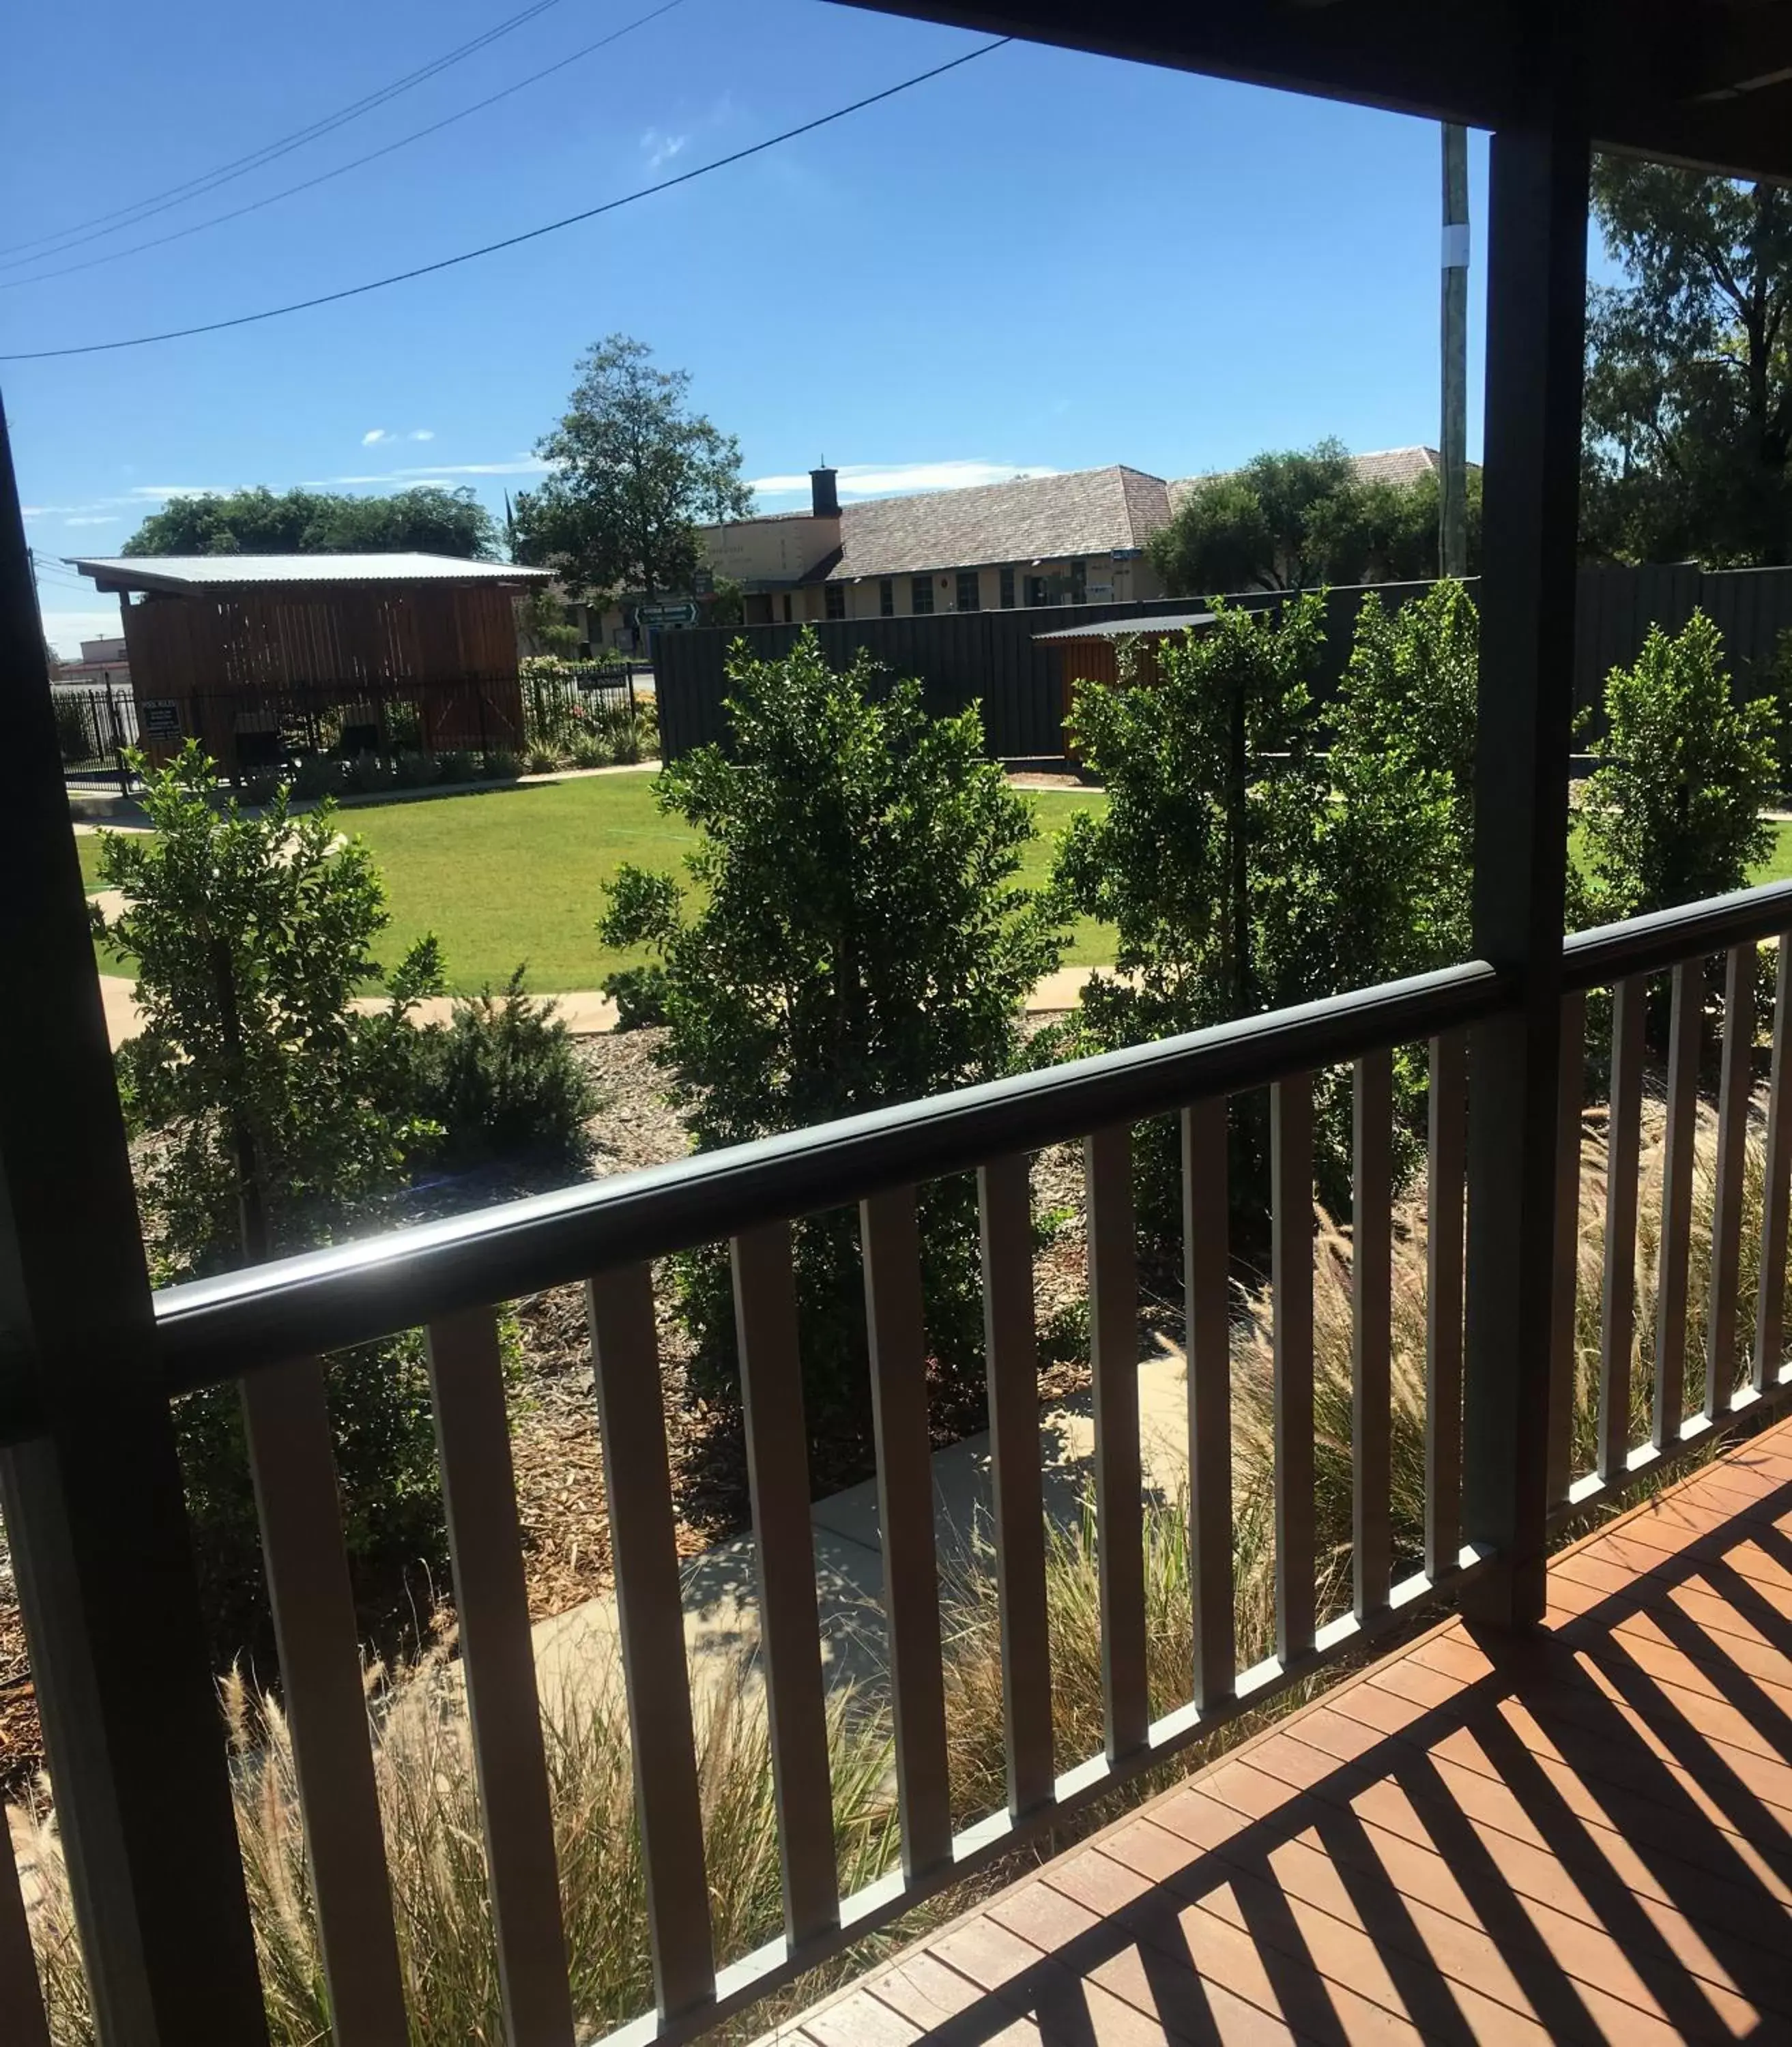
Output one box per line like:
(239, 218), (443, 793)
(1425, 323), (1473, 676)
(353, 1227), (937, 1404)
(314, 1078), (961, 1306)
(1032, 608), (1216, 642)
(66, 552), (548, 594)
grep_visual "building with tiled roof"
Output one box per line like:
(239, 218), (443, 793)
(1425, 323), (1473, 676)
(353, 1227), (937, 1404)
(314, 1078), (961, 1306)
(681, 447), (1446, 633)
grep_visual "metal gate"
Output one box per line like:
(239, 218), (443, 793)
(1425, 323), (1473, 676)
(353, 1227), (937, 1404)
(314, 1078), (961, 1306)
(50, 682), (138, 794)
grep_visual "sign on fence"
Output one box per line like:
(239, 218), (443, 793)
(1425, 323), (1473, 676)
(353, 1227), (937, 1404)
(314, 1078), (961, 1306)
(140, 700), (182, 740)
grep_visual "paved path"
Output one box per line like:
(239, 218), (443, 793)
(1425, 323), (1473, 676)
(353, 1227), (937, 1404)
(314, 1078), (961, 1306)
(532, 1339), (1195, 1716)
(92, 959), (1103, 1050)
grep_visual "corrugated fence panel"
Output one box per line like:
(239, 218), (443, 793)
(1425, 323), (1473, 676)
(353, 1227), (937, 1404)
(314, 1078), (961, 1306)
(654, 567), (1792, 764)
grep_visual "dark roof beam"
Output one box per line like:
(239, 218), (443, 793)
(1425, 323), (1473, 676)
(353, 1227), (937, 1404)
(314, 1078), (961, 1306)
(828, 1), (1792, 182)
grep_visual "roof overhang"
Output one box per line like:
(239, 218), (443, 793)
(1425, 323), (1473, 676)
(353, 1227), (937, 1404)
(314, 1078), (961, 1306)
(828, 2), (1792, 184)
(1034, 607), (1217, 642)
(65, 555), (551, 597)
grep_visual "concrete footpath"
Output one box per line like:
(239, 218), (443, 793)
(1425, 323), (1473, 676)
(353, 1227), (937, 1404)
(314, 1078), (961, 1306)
(92, 961), (1104, 1051)
(532, 1338), (1194, 1715)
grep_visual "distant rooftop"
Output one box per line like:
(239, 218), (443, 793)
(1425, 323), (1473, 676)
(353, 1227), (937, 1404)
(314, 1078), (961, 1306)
(720, 448), (1451, 585)
(66, 552), (548, 595)
(808, 466), (1173, 583)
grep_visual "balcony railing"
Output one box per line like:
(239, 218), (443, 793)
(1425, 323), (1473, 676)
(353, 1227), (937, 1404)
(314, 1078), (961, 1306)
(6, 881), (1792, 2047)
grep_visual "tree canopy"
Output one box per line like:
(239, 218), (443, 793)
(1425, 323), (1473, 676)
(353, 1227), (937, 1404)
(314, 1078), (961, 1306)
(601, 629), (1063, 1422)
(1582, 160), (1792, 566)
(122, 484), (500, 559)
(1146, 439), (1478, 597)
(512, 333), (753, 600)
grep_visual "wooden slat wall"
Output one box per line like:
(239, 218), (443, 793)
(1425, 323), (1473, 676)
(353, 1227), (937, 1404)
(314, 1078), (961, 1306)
(122, 581), (525, 762)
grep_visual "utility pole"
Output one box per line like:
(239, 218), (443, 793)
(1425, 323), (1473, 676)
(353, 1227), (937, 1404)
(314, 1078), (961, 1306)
(1441, 123), (1471, 578)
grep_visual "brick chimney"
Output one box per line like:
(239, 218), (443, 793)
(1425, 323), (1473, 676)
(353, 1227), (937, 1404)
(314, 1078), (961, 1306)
(810, 466), (840, 519)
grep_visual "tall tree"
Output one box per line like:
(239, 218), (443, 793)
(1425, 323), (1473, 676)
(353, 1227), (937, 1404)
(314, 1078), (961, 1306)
(1146, 440), (1472, 596)
(1583, 161), (1792, 566)
(512, 334), (753, 600)
(122, 484), (499, 559)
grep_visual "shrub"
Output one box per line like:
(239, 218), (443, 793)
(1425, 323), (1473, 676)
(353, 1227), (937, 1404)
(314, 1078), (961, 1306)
(480, 749), (520, 782)
(601, 629), (1065, 1427)
(1048, 596), (1330, 1253)
(93, 744), (450, 1651)
(394, 750), (441, 790)
(1051, 585), (1481, 1257)
(601, 962), (671, 1030)
(1576, 609), (1778, 925)
(437, 750), (480, 784)
(408, 970), (597, 1193)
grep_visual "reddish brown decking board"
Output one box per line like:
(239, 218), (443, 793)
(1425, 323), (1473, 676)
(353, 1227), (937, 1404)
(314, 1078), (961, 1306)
(770, 1418), (1792, 2046)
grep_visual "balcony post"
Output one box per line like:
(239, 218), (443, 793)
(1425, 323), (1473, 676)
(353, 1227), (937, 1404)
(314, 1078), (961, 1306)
(0, 392), (268, 2039)
(1460, 83), (1589, 1627)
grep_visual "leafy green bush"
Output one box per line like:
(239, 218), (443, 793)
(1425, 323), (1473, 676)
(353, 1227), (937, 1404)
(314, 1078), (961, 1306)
(408, 970), (596, 1192)
(93, 744), (450, 1652)
(1576, 609), (1777, 924)
(601, 629), (1065, 1427)
(1051, 585), (1481, 1255)
(601, 963), (671, 1030)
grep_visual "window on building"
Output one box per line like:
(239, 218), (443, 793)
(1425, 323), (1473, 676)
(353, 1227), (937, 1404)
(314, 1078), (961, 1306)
(955, 570), (981, 613)
(911, 576), (934, 615)
(1024, 573), (1056, 607)
(879, 579), (895, 617)
(824, 583), (846, 620)
(1070, 558), (1088, 603)
(782, 594), (794, 623)
(1000, 565), (1015, 609)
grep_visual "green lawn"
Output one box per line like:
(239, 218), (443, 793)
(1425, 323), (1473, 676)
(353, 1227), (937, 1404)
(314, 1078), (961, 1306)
(84, 787), (1792, 998)
(82, 776), (1114, 994)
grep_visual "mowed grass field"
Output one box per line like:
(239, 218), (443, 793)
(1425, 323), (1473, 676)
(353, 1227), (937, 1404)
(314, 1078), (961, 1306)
(80, 773), (1116, 994)
(78, 776), (1792, 998)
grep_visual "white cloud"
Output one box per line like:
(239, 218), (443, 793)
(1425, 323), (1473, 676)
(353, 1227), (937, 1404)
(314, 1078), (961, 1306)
(641, 127), (689, 171)
(362, 428), (394, 446)
(409, 429), (435, 442)
(63, 514), (119, 527)
(750, 460), (1060, 501)
(306, 456), (555, 485)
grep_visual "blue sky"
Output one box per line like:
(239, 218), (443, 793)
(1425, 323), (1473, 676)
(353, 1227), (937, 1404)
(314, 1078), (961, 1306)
(6, 0), (1514, 653)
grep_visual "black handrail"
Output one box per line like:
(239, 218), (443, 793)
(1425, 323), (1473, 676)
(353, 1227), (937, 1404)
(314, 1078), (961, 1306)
(147, 958), (1508, 1400)
(1560, 876), (1792, 991)
(3, 873), (1787, 1442)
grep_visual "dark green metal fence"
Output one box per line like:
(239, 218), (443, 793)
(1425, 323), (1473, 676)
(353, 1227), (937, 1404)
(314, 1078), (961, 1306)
(654, 564), (1792, 764)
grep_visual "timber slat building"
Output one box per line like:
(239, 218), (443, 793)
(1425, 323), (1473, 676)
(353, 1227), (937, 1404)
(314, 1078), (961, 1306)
(68, 551), (545, 770)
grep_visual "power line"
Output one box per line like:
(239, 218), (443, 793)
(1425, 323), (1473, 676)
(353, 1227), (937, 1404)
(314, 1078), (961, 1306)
(1, 38), (1011, 364)
(0, 0), (577, 267)
(1, 0), (687, 291)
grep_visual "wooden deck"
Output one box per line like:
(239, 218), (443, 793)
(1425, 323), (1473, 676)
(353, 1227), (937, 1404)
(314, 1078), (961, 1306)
(779, 1418), (1792, 2047)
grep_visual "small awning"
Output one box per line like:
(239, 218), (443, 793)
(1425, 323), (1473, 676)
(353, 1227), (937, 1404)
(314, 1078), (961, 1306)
(1031, 607), (1215, 643)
